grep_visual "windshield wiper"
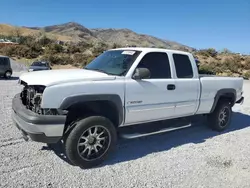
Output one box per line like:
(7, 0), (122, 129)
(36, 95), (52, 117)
(84, 68), (117, 75)
(91, 68), (108, 74)
(84, 67), (105, 73)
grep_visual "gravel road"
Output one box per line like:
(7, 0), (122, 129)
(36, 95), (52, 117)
(1, 72), (250, 188)
(10, 59), (28, 72)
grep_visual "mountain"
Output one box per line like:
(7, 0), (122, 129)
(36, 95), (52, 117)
(0, 24), (73, 41)
(91, 28), (192, 51)
(24, 22), (194, 51)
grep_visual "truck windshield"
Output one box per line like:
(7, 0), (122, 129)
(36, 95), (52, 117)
(84, 50), (141, 76)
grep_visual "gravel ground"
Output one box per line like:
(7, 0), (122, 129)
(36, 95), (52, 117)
(10, 59), (28, 72)
(1, 72), (250, 188)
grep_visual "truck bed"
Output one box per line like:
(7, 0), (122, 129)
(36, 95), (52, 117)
(196, 75), (244, 115)
(199, 74), (229, 78)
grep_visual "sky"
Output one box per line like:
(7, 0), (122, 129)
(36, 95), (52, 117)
(1, 0), (250, 54)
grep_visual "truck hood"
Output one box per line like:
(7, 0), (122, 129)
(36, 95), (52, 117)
(19, 69), (116, 86)
(29, 66), (49, 70)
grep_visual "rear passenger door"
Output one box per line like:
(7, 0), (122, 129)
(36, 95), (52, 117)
(172, 53), (200, 117)
(125, 52), (177, 125)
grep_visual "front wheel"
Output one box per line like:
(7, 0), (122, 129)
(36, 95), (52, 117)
(64, 116), (117, 168)
(207, 100), (232, 131)
(4, 71), (12, 79)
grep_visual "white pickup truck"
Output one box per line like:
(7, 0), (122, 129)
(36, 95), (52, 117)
(12, 47), (244, 168)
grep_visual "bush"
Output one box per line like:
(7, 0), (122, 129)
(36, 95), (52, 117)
(72, 53), (96, 67)
(112, 43), (123, 49)
(0, 45), (41, 59)
(222, 57), (241, 73)
(243, 57), (250, 70)
(67, 45), (81, 53)
(196, 48), (217, 57)
(93, 42), (108, 56)
(243, 70), (250, 79)
(42, 53), (72, 65)
(199, 62), (221, 74)
(38, 36), (53, 46)
(45, 43), (64, 54)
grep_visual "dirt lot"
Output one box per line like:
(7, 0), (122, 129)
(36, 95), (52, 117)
(1, 72), (250, 188)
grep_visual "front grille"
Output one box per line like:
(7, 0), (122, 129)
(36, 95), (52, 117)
(20, 85), (45, 112)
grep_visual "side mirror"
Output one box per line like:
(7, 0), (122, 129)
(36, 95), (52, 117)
(132, 67), (151, 79)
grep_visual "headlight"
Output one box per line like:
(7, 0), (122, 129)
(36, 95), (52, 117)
(28, 69), (33, 72)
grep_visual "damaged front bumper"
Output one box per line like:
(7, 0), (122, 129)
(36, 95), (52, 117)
(236, 96), (244, 105)
(12, 93), (66, 143)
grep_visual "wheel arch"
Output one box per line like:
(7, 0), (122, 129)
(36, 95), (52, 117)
(60, 94), (124, 133)
(210, 88), (236, 113)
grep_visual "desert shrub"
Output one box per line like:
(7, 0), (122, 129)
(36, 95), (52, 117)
(19, 36), (36, 46)
(38, 36), (53, 46)
(16, 36), (43, 56)
(198, 66), (215, 75)
(199, 62), (221, 74)
(0, 45), (41, 58)
(243, 57), (250, 70)
(42, 53), (72, 65)
(45, 43), (64, 54)
(72, 53), (95, 66)
(78, 42), (92, 49)
(92, 42), (108, 56)
(196, 48), (217, 57)
(67, 45), (81, 53)
(222, 57), (241, 73)
(72, 53), (88, 66)
(112, 43), (122, 49)
(243, 70), (250, 79)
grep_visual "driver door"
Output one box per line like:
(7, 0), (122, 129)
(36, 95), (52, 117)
(124, 52), (177, 125)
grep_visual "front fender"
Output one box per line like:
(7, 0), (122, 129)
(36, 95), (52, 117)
(59, 94), (124, 125)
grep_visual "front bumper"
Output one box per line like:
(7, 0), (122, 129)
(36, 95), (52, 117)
(12, 93), (66, 143)
(236, 96), (244, 104)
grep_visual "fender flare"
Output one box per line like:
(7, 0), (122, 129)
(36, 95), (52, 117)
(59, 94), (124, 125)
(210, 88), (236, 113)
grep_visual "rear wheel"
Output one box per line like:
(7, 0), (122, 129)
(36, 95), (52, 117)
(64, 116), (117, 168)
(207, 99), (232, 131)
(4, 71), (12, 79)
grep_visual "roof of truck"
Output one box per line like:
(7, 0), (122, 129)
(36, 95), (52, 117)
(0, 55), (9, 58)
(110, 47), (191, 55)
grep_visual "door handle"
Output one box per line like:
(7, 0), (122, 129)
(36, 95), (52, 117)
(167, 84), (175, 90)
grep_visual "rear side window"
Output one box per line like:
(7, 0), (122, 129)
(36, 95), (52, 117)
(0, 58), (9, 66)
(173, 54), (193, 78)
(137, 52), (171, 79)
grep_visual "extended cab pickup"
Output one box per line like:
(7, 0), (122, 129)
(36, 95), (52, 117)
(12, 47), (244, 168)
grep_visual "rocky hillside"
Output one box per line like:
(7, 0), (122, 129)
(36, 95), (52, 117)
(1, 22), (250, 79)
(41, 22), (99, 44)
(91, 28), (192, 51)
(25, 22), (194, 51)
(0, 24), (72, 41)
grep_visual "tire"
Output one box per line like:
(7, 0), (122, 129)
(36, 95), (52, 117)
(207, 99), (232, 131)
(4, 71), (12, 79)
(64, 116), (117, 169)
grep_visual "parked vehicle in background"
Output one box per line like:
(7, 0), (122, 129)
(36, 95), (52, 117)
(28, 61), (51, 72)
(0, 55), (12, 78)
(12, 47), (244, 169)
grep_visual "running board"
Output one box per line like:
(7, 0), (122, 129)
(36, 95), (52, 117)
(119, 123), (192, 139)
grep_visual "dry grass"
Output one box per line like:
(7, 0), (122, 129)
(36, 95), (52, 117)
(0, 24), (72, 41)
